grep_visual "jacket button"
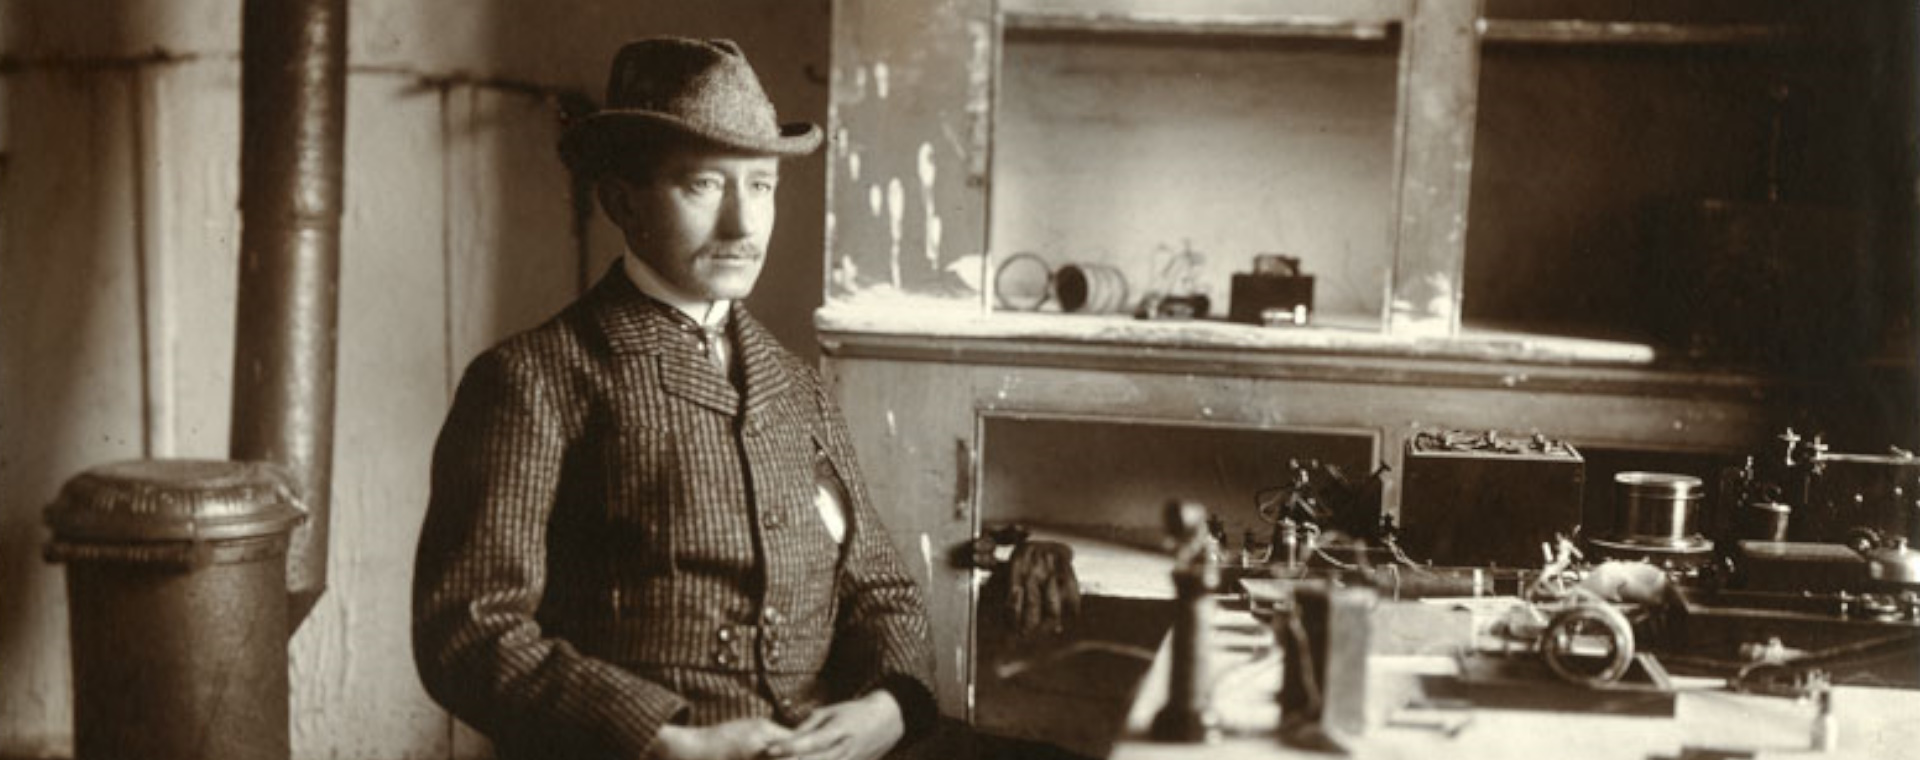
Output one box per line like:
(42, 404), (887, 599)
(716, 652), (735, 666)
(763, 607), (784, 625)
(717, 627), (733, 642)
(763, 513), (780, 529)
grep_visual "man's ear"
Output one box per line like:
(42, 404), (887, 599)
(596, 178), (631, 229)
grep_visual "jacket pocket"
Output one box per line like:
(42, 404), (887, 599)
(606, 421), (679, 580)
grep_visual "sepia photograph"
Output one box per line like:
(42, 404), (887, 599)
(2, 1), (1916, 758)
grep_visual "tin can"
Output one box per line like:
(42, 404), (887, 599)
(1054, 263), (1130, 314)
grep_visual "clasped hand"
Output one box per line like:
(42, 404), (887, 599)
(647, 690), (902, 760)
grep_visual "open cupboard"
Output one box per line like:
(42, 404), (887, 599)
(819, 0), (1918, 721)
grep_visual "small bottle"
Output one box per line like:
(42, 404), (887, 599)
(1270, 519), (1301, 573)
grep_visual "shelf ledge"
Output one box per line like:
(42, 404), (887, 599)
(816, 303), (1656, 367)
(1005, 9), (1394, 41)
(1477, 19), (1800, 47)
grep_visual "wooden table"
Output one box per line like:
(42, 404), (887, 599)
(1108, 600), (1920, 760)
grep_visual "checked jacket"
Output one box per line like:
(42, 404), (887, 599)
(412, 266), (935, 760)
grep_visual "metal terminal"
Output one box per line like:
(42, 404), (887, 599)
(1150, 500), (1221, 744)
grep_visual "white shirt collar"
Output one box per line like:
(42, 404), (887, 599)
(622, 251), (730, 329)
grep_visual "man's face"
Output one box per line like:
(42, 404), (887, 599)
(611, 147), (781, 301)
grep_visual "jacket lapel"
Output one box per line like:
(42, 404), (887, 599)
(584, 267), (740, 417)
(733, 307), (795, 422)
(657, 350), (740, 417)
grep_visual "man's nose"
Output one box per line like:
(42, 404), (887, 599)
(716, 187), (764, 239)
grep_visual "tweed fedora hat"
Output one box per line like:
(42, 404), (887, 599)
(560, 37), (822, 174)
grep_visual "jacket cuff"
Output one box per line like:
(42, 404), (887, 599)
(875, 674), (938, 747)
(599, 689), (690, 759)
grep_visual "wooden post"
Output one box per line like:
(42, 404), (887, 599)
(1388, 0), (1482, 337)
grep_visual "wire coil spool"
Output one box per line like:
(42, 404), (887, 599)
(1055, 263), (1130, 314)
(1614, 471), (1704, 545)
(993, 252), (1052, 311)
(1590, 472), (1714, 568)
(1540, 602), (1637, 687)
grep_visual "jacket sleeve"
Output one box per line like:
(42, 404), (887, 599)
(412, 349), (687, 758)
(815, 385), (940, 742)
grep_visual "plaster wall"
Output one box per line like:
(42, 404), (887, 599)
(0, 2), (830, 757)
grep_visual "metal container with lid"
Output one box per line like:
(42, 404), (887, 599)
(1859, 537), (1920, 587)
(46, 458), (305, 554)
(1614, 472), (1706, 546)
(1589, 472), (1715, 569)
(44, 458), (306, 760)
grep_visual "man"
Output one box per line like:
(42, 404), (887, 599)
(412, 38), (935, 760)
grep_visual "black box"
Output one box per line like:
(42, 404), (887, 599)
(1734, 540), (1870, 593)
(1228, 273), (1315, 326)
(1398, 433), (1585, 568)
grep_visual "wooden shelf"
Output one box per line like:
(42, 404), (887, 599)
(817, 302), (1657, 366)
(1478, 18), (1801, 46)
(998, 0), (1411, 40)
(811, 304), (1826, 404)
(1004, 9), (1394, 41)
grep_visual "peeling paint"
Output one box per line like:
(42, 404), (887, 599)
(927, 217), (944, 271)
(848, 151), (861, 183)
(917, 143), (940, 268)
(964, 20), (993, 179)
(919, 533), (933, 585)
(867, 184), (882, 217)
(885, 409), (897, 438)
(873, 62), (890, 99)
(886, 178), (905, 289)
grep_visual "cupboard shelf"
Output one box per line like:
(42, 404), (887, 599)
(1477, 19), (1800, 47)
(815, 304), (1657, 366)
(1002, 9), (1394, 41)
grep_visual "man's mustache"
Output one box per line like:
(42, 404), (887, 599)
(702, 243), (763, 260)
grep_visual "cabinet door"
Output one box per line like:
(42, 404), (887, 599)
(828, 0), (993, 305)
(823, 357), (980, 716)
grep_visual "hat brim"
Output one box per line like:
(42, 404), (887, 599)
(559, 111), (822, 175)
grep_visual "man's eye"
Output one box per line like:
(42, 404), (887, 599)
(751, 180), (778, 195)
(688, 177), (724, 194)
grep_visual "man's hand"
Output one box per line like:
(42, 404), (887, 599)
(647, 718), (793, 760)
(1006, 540), (1081, 636)
(761, 690), (903, 760)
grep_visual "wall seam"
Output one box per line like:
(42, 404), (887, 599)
(439, 85), (456, 398)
